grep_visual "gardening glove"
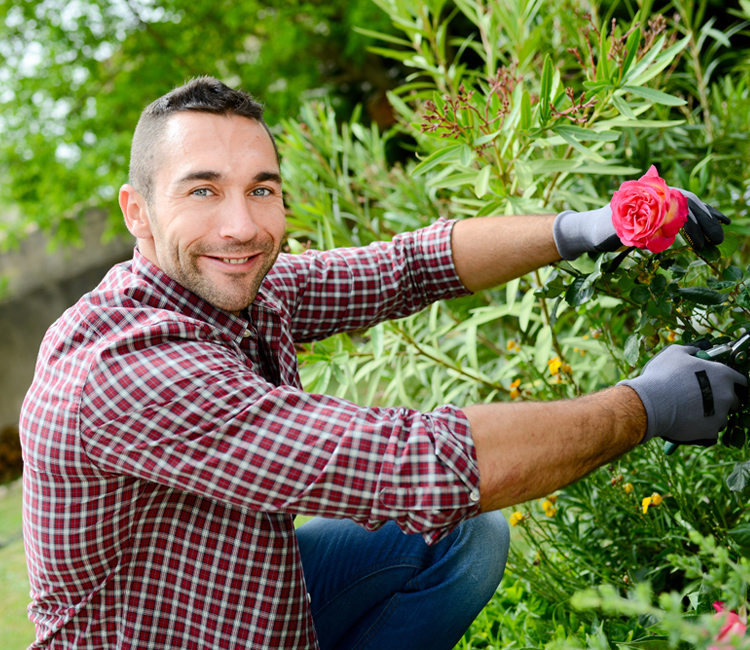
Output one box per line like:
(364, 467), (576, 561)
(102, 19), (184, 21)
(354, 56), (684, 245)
(552, 205), (620, 261)
(675, 188), (731, 250)
(552, 191), (730, 260)
(618, 344), (747, 445)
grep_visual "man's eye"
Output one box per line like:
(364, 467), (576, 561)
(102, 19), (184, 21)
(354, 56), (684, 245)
(192, 188), (212, 197)
(251, 187), (272, 197)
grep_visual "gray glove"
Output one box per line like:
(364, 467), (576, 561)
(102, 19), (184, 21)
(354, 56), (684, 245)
(552, 192), (730, 260)
(552, 205), (619, 260)
(618, 345), (747, 444)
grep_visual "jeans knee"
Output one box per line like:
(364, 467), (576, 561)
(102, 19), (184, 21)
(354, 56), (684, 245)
(455, 511), (509, 601)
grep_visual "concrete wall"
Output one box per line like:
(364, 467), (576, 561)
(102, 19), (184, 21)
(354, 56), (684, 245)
(0, 212), (133, 430)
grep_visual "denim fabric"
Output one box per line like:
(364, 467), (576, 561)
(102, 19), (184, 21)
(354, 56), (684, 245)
(297, 512), (509, 650)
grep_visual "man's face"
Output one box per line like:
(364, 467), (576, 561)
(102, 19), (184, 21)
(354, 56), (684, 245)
(127, 112), (286, 314)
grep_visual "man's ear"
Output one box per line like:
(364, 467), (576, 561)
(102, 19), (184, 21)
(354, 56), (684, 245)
(119, 184), (152, 239)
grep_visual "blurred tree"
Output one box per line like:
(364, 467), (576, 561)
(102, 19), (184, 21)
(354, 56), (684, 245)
(0, 0), (399, 248)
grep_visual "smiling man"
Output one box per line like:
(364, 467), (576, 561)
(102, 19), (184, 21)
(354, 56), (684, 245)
(20, 77), (745, 650)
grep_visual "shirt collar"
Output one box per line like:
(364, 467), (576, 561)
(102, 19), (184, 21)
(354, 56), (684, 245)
(129, 247), (254, 341)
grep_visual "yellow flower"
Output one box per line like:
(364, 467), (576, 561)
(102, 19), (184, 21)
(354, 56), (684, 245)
(667, 331), (677, 342)
(506, 340), (519, 352)
(509, 378), (522, 399)
(547, 357), (562, 376)
(624, 482), (634, 494)
(509, 511), (525, 527)
(541, 497), (558, 517)
(642, 493), (662, 514)
(561, 363), (572, 374)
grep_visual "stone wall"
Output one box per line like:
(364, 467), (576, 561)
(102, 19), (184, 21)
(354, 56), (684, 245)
(0, 212), (133, 430)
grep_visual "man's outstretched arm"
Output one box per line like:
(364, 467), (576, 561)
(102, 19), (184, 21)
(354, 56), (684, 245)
(450, 215), (560, 292)
(465, 386), (646, 511)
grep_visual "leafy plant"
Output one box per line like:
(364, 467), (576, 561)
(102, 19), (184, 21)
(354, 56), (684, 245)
(278, 0), (750, 647)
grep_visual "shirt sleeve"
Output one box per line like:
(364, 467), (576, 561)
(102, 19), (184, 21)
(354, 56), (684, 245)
(266, 218), (471, 342)
(79, 327), (482, 543)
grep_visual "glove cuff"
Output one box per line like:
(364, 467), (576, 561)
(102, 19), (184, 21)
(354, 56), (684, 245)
(553, 210), (589, 261)
(616, 378), (657, 444)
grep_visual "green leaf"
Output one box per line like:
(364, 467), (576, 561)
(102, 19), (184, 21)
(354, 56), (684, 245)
(612, 94), (638, 119)
(620, 27), (642, 79)
(565, 276), (595, 306)
(727, 461), (750, 492)
(676, 287), (727, 305)
(411, 144), (464, 176)
(539, 54), (553, 122)
(520, 89), (532, 130)
(474, 165), (492, 198)
(624, 333), (642, 365)
(622, 85), (687, 106)
(553, 125), (620, 142)
(728, 523), (750, 547)
(518, 289), (537, 331)
(723, 265), (744, 283)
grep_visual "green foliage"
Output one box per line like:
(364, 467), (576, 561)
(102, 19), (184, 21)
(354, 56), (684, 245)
(276, 1), (750, 647)
(0, 0), (398, 249)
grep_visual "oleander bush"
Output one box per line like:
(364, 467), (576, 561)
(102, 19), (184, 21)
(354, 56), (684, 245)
(279, 0), (750, 647)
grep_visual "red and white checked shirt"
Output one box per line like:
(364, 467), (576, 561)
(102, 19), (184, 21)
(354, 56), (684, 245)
(20, 219), (483, 649)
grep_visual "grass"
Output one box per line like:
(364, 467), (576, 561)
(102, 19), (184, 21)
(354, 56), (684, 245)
(0, 479), (34, 650)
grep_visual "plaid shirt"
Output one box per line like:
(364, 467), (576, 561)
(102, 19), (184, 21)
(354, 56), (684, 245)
(20, 219), (482, 649)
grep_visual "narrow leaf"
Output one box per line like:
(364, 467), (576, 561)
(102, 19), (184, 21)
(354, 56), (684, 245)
(474, 165), (492, 198)
(623, 85), (686, 106)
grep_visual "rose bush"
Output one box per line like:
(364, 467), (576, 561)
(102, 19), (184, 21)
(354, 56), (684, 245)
(611, 165), (688, 253)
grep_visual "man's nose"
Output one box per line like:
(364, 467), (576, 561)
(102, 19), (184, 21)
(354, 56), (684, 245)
(218, 193), (261, 241)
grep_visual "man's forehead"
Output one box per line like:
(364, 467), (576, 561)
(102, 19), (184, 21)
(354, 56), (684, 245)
(155, 112), (279, 180)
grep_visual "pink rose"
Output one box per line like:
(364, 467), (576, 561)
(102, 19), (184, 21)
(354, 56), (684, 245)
(610, 165), (688, 254)
(709, 602), (747, 650)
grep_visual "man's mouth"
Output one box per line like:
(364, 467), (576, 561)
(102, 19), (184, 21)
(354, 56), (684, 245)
(221, 257), (252, 265)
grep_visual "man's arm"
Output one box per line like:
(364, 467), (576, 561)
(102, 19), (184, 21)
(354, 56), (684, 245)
(450, 215), (560, 292)
(464, 386), (646, 511)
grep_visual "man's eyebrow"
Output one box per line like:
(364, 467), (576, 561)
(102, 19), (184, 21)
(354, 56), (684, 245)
(254, 171), (283, 185)
(174, 170), (282, 185)
(175, 170), (222, 185)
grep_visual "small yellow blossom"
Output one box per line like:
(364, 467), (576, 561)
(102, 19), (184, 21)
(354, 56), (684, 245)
(547, 357), (563, 376)
(561, 363), (572, 374)
(667, 331), (678, 342)
(541, 497), (558, 517)
(509, 511), (525, 527)
(624, 482), (634, 494)
(642, 492), (663, 514)
(507, 340), (516, 351)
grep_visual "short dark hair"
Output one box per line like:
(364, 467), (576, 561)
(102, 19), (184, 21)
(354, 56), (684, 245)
(129, 76), (279, 201)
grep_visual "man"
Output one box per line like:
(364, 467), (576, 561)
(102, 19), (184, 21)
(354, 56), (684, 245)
(20, 77), (745, 650)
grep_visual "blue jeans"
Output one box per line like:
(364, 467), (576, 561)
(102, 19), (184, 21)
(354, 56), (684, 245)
(297, 512), (509, 650)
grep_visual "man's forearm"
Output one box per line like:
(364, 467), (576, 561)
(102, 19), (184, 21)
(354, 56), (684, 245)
(451, 215), (561, 292)
(464, 386), (647, 511)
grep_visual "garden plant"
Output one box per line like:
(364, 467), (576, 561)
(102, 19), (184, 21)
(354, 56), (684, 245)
(276, 0), (750, 647)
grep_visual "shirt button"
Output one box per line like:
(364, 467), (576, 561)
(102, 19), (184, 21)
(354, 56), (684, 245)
(242, 329), (252, 338)
(469, 490), (480, 502)
(307, 592), (312, 603)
